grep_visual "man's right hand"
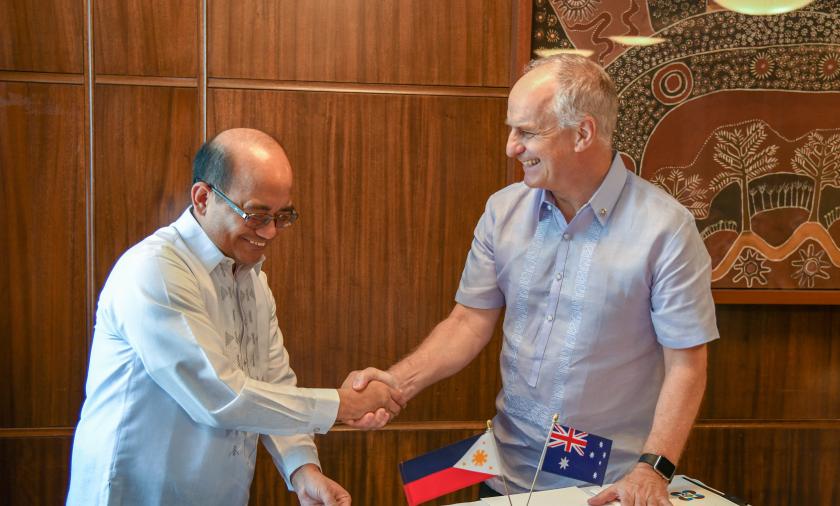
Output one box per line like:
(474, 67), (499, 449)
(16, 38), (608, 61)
(336, 380), (404, 424)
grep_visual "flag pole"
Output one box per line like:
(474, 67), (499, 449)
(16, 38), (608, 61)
(525, 413), (558, 506)
(487, 420), (513, 506)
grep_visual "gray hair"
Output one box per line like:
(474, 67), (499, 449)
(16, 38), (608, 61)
(524, 55), (618, 144)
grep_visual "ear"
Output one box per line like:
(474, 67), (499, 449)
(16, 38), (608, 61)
(573, 116), (598, 152)
(191, 182), (211, 216)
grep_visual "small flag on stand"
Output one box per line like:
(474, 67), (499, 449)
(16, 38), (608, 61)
(540, 422), (612, 486)
(399, 429), (502, 506)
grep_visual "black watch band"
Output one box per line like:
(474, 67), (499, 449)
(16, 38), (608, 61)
(638, 453), (676, 482)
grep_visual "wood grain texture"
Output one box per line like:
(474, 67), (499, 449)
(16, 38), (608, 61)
(93, 85), (198, 291)
(94, 0), (198, 77)
(681, 425), (840, 506)
(249, 429), (488, 506)
(701, 304), (840, 420)
(209, 88), (509, 421)
(0, 436), (72, 505)
(209, 0), (511, 86)
(0, 82), (87, 427)
(0, 0), (84, 73)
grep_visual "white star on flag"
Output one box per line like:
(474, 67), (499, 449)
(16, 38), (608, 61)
(559, 457), (569, 469)
(589, 451), (595, 458)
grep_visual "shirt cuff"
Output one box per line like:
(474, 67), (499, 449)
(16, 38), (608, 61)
(309, 388), (340, 434)
(282, 446), (322, 490)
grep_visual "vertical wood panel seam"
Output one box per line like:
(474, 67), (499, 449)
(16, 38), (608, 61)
(201, 0), (207, 142)
(84, 0), (95, 352)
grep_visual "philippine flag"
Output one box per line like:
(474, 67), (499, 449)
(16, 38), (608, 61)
(399, 431), (502, 506)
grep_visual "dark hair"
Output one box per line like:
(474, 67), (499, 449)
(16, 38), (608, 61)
(192, 140), (233, 191)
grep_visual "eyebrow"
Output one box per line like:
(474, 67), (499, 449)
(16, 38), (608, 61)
(243, 203), (295, 213)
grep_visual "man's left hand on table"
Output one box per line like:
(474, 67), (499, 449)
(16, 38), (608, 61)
(588, 463), (671, 506)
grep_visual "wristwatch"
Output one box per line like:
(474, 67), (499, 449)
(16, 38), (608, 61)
(638, 453), (676, 482)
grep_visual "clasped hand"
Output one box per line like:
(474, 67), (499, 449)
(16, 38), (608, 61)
(337, 368), (405, 429)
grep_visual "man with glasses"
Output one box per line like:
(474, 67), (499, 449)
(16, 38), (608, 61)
(68, 128), (402, 506)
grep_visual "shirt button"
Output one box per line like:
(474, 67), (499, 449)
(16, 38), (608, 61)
(562, 233), (571, 240)
(555, 273), (563, 281)
(314, 427), (321, 433)
(599, 208), (607, 216)
(546, 314), (554, 322)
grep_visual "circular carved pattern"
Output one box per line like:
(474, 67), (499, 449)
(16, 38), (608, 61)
(651, 62), (694, 105)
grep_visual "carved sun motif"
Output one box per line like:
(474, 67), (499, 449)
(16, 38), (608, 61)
(791, 244), (831, 288)
(819, 54), (839, 81)
(732, 248), (771, 288)
(750, 52), (775, 79)
(553, 0), (600, 24)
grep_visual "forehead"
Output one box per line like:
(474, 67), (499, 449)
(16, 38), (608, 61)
(506, 75), (557, 128)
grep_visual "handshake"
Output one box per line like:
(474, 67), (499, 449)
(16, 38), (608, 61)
(335, 368), (405, 429)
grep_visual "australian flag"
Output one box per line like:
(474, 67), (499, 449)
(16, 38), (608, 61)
(540, 422), (612, 486)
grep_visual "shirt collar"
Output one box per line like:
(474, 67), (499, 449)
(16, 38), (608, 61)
(534, 152), (628, 225)
(588, 152), (629, 226)
(172, 208), (265, 275)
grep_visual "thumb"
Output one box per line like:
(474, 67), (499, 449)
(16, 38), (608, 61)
(588, 486), (618, 505)
(351, 372), (368, 390)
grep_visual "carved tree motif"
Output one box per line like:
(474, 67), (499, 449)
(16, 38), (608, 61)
(709, 122), (779, 233)
(792, 132), (840, 223)
(651, 168), (709, 217)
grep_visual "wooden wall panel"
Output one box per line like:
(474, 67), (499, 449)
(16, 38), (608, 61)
(250, 429), (487, 506)
(93, 85), (198, 291)
(94, 0), (198, 77)
(702, 305), (840, 420)
(0, 436), (72, 505)
(209, 0), (511, 86)
(681, 425), (840, 506)
(0, 82), (87, 427)
(210, 89), (508, 421)
(0, 0), (84, 73)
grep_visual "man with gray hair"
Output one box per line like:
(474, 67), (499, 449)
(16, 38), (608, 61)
(347, 55), (718, 505)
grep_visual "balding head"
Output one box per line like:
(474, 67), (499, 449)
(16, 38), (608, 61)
(193, 128), (292, 192)
(190, 128), (296, 266)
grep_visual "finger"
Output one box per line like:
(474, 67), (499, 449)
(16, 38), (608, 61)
(371, 408), (391, 427)
(588, 486), (618, 505)
(389, 387), (407, 408)
(351, 371), (371, 391)
(343, 412), (378, 429)
(340, 371), (362, 390)
(385, 396), (402, 417)
(359, 367), (398, 389)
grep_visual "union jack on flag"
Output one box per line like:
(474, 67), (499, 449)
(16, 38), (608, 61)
(541, 422), (612, 486)
(547, 424), (589, 456)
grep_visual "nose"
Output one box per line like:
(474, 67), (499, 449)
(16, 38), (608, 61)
(506, 131), (524, 159)
(255, 221), (278, 240)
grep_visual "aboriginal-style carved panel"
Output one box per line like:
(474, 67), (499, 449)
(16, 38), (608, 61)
(532, 0), (840, 292)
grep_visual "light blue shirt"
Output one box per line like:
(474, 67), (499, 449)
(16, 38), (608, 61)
(456, 155), (719, 493)
(67, 209), (339, 505)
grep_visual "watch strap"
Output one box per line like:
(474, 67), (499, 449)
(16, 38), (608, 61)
(638, 453), (676, 481)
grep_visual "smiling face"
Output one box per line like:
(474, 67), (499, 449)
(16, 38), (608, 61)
(505, 68), (579, 193)
(194, 137), (294, 267)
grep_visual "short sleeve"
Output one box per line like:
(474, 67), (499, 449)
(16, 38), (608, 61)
(650, 214), (720, 349)
(455, 200), (506, 309)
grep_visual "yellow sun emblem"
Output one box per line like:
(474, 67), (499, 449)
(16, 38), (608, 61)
(471, 450), (488, 467)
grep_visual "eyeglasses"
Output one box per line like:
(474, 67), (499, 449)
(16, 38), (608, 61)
(200, 180), (299, 229)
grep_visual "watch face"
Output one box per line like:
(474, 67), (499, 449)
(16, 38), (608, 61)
(656, 456), (676, 478)
(640, 453), (676, 480)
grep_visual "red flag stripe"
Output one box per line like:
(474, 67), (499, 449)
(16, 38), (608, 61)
(402, 467), (495, 506)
